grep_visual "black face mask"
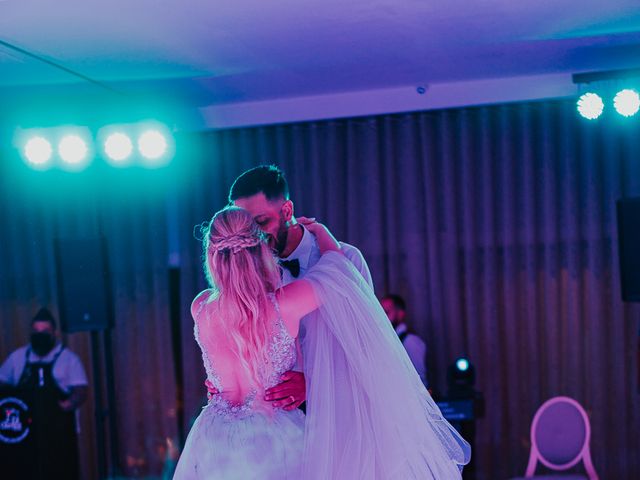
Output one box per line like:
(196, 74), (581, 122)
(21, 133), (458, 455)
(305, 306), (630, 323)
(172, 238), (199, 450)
(30, 332), (55, 356)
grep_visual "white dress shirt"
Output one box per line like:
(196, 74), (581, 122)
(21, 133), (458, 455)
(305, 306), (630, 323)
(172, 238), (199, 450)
(280, 225), (373, 289)
(0, 342), (88, 393)
(394, 323), (428, 387)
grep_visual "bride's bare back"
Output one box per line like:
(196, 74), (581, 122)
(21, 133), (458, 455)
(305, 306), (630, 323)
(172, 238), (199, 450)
(191, 279), (319, 415)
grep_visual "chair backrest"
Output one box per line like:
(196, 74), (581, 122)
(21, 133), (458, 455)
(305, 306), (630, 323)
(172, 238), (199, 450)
(525, 396), (598, 479)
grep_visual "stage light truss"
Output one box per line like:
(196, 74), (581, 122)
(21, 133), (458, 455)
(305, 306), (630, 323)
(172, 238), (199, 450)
(573, 69), (640, 121)
(15, 122), (174, 171)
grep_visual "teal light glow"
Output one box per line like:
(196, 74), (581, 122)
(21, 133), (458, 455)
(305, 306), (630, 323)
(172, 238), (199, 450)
(104, 132), (133, 162)
(58, 134), (89, 168)
(456, 358), (469, 372)
(138, 130), (167, 160)
(24, 136), (53, 167)
(613, 89), (640, 117)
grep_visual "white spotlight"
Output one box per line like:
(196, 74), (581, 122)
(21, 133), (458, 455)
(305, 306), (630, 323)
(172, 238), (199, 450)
(138, 130), (167, 160)
(577, 93), (604, 120)
(104, 132), (133, 162)
(58, 135), (88, 165)
(24, 136), (53, 167)
(613, 89), (640, 117)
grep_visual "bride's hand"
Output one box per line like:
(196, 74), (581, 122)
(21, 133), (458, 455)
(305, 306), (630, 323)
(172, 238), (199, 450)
(298, 216), (329, 236)
(298, 216), (341, 254)
(297, 216), (319, 231)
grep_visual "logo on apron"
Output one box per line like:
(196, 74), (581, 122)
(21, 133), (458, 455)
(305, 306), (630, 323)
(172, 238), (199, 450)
(0, 397), (31, 444)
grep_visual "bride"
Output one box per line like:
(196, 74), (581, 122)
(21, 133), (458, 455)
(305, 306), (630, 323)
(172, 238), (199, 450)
(173, 206), (470, 479)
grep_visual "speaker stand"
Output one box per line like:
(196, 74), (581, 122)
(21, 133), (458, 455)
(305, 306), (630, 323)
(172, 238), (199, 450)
(90, 329), (120, 479)
(90, 331), (107, 479)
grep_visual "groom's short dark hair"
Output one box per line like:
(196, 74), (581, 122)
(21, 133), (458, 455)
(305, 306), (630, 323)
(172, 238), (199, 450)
(229, 165), (290, 203)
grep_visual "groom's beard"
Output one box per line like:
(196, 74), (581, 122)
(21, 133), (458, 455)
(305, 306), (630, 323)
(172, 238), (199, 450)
(271, 218), (290, 256)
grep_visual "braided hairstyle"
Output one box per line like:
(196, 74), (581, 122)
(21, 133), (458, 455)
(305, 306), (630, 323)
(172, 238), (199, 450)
(201, 206), (281, 386)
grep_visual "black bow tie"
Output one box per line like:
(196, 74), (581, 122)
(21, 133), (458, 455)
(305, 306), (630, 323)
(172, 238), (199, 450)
(279, 259), (300, 278)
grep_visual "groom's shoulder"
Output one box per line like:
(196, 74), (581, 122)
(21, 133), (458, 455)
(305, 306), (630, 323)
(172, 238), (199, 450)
(338, 241), (364, 258)
(338, 242), (369, 267)
(338, 241), (373, 287)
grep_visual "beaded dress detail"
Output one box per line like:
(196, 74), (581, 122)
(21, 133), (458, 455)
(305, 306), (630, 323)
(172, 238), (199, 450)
(193, 293), (296, 419)
(174, 292), (304, 479)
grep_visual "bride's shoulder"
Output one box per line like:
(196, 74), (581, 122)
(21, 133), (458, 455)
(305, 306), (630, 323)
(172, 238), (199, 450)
(191, 289), (218, 319)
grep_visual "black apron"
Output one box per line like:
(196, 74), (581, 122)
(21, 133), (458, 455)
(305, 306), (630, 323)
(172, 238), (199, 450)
(17, 346), (79, 480)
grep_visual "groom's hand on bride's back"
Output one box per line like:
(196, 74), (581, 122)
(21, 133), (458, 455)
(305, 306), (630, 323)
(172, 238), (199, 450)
(264, 370), (306, 411)
(205, 379), (218, 400)
(205, 372), (306, 410)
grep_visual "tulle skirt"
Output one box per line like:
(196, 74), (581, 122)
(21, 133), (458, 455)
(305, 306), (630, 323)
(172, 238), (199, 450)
(173, 404), (305, 480)
(301, 252), (470, 479)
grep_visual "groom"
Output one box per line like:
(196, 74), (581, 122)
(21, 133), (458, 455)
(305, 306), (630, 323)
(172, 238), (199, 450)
(207, 164), (373, 410)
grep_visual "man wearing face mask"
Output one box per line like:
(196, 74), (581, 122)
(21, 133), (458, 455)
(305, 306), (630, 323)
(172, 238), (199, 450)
(0, 307), (88, 479)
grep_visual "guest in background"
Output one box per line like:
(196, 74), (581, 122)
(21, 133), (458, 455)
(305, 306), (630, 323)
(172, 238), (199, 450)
(0, 307), (88, 480)
(381, 294), (428, 387)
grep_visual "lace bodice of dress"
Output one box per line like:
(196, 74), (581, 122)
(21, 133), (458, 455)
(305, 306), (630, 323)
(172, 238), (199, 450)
(193, 293), (297, 418)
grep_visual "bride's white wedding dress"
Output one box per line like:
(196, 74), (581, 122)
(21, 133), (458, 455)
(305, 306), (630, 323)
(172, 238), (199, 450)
(174, 252), (470, 479)
(173, 294), (304, 479)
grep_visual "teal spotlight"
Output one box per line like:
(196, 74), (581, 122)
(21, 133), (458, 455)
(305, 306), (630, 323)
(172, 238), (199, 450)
(24, 136), (53, 167)
(456, 358), (470, 372)
(104, 132), (133, 162)
(576, 92), (604, 120)
(613, 89), (640, 117)
(58, 134), (89, 168)
(138, 129), (168, 160)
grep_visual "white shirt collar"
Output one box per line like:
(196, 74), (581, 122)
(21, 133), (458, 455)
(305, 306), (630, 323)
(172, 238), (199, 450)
(281, 225), (316, 270)
(394, 323), (408, 335)
(28, 342), (64, 362)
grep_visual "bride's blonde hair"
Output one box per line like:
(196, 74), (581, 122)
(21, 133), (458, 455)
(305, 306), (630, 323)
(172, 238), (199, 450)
(203, 206), (281, 385)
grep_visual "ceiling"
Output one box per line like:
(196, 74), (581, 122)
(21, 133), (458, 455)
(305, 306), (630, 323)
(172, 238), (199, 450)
(1, 0), (640, 122)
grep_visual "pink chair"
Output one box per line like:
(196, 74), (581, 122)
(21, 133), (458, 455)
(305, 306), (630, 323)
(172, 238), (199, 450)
(513, 396), (599, 480)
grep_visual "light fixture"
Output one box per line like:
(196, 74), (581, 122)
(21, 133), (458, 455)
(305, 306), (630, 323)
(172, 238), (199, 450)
(447, 357), (475, 396)
(576, 93), (604, 120)
(138, 130), (168, 160)
(613, 89), (640, 117)
(573, 68), (640, 121)
(24, 136), (53, 168)
(58, 134), (89, 168)
(104, 132), (133, 162)
(456, 358), (470, 372)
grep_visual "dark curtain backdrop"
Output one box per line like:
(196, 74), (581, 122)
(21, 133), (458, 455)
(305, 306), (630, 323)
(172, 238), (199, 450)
(0, 168), (183, 478)
(1, 98), (639, 479)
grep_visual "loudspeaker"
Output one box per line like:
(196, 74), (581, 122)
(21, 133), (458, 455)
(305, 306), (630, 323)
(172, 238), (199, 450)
(617, 197), (640, 303)
(54, 237), (113, 332)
